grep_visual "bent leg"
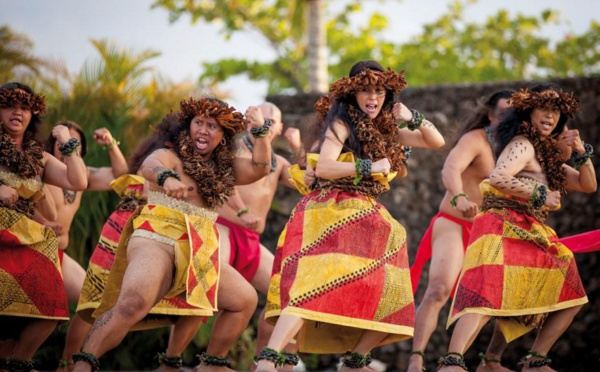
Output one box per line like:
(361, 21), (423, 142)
(409, 218), (465, 372)
(11, 319), (58, 360)
(476, 322), (514, 372)
(521, 305), (583, 372)
(198, 263), (258, 372)
(438, 313), (491, 372)
(59, 315), (92, 371)
(73, 238), (175, 371)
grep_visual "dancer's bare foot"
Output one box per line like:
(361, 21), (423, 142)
(475, 360), (515, 372)
(407, 352), (425, 372)
(255, 360), (277, 372)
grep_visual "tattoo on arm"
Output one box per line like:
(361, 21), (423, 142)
(88, 167), (99, 175)
(151, 166), (167, 175)
(422, 121), (436, 129)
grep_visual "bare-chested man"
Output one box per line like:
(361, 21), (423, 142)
(71, 97), (272, 372)
(217, 102), (303, 371)
(408, 90), (514, 372)
(37, 122), (128, 370)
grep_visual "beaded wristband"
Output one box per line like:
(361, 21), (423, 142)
(450, 192), (468, 208)
(58, 138), (81, 156)
(156, 169), (182, 187)
(281, 352), (300, 366)
(250, 119), (272, 138)
(399, 109), (425, 131)
(531, 185), (547, 209)
(571, 142), (594, 169)
(360, 158), (372, 177)
(237, 207), (250, 217)
(7, 358), (35, 372)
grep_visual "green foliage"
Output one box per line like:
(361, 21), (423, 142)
(153, 0), (600, 90)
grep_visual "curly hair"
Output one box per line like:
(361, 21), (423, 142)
(0, 82), (46, 141)
(128, 112), (180, 174)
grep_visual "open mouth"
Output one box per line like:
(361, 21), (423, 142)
(195, 137), (208, 151)
(365, 103), (378, 114)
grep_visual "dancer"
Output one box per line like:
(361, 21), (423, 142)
(215, 102), (304, 372)
(71, 97), (272, 372)
(0, 82), (87, 371)
(255, 60), (444, 372)
(437, 84), (596, 371)
(37, 122), (128, 371)
(408, 90), (514, 372)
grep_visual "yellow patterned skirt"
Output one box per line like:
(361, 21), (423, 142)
(265, 189), (414, 354)
(448, 181), (588, 342)
(94, 192), (220, 330)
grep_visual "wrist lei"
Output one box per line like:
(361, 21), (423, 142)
(236, 207), (250, 217)
(399, 109), (425, 131)
(156, 169), (182, 187)
(58, 138), (81, 156)
(530, 184), (547, 209)
(450, 192), (468, 208)
(571, 142), (594, 169)
(250, 119), (272, 138)
(353, 158), (372, 185)
(104, 138), (120, 150)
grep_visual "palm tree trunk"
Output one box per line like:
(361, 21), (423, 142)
(307, 0), (328, 93)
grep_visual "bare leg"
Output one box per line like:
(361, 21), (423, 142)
(62, 253), (86, 303)
(72, 238), (175, 372)
(521, 306), (582, 372)
(475, 322), (514, 372)
(58, 315), (91, 372)
(338, 330), (388, 372)
(197, 263), (258, 372)
(11, 319), (58, 360)
(157, 316), (205, 372)
(409, 218), (465, 372)
(255, 314), (305, 372)
(438, 313), (491, 372)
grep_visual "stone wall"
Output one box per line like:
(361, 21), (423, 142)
(263, 76), (600, 371)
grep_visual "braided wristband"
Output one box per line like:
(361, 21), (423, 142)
(197, 353), (231, 368)
(72, 352), (100, 372)
(250, 119), (272, 138)
(341, 352), (372, 369)
(58, 138), (81, 156)
(104, 138), (120, 150)
(236, 207), (250, 217)
(399, 109), (425, 131)
(256, 347), (285, 367)
(156, 169), (182, 187)
(572, 142), (594, 169)
(156, 352), (183, 368)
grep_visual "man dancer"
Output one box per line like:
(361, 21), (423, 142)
(71, 97), (272, 372)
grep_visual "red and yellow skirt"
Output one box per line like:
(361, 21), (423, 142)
(265, 189), (414, 354)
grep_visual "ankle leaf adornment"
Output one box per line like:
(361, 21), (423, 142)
(518, 351), (551, 368)
(256, 347), (285, 367)
(478, 352), (501, 365)
(156, 352), (183, 368)
(196, 353), (231, 368)
(437, 352), (468, 371)
(409, 350), (427, 370)
(281, 352), (300, 366)
(72, 352), (100, 372)
(7, 358), (35, 372)
(341, 352), (372, 369)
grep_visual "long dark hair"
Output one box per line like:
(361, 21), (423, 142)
(495, 84), (569, 159)
(450, 89), (515, 148)
(318, 60), (395, 158)
(128, 112), (180, 174)
(45, 121), (88, 157)
(0, 82), (44, 140)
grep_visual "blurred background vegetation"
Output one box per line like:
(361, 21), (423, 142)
(2, 0), (599, 369)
